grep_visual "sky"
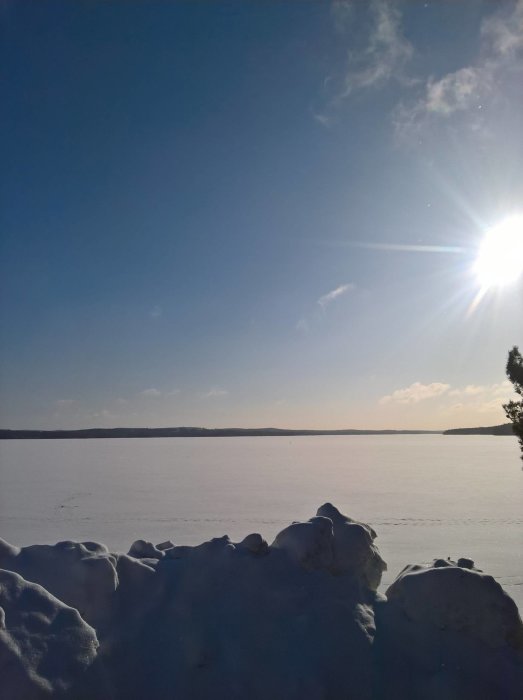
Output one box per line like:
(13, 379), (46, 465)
(1, 0), (523, 431)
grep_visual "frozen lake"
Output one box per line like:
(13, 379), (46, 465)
(0, 435), (522, 609)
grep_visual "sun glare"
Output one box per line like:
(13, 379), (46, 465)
(474, 216), (523, 289)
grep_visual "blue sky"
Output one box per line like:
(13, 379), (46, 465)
(1, 0), (522, 430)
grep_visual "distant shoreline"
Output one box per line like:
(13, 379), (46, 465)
(0, 427), (444, 439)
(443, 423), (514, 436)
(0, 424), (514, 439)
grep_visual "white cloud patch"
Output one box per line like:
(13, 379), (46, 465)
(448, 390), (515, 417)
(150, 305), (162, 319)
(476, 398), (509, 414)
(380, 379), (517, 423)
(55, 399), (76, 407)
(424, 67), (484, 116)
(491, 380), (515, 397)
(379, 382), (450, 405)
(448, 384), (486, 398)
(448, 381), (514, 401)
(318, 283), (355, 308)
(394, 67), (488, 137)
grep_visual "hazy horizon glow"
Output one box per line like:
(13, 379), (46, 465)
(1, 0), (522, 431)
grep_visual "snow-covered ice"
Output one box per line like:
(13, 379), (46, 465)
(1, 435), (521, 608)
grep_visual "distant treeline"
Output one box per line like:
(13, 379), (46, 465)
(1, 425), (514, 439)
(0, 427), (441, 440)
(443, 423), (515, 436)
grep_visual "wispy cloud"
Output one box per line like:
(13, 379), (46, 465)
(394, 0), (523, 138)
(341, 0), (413, 96)
(139, 388), (162, 397)
(133, 388), (181, 399)
(481, 0), (523, 57)
(424, 67), (484, 117)
(318, 283), (355, 308)
(330, 0), (355, 35)
(379, 382), (450, 405)
(296, 283), (355, 332)
(204, 388), (228, 398)
(322, 0), (523, 142)
(55, 399), (76, 407)
(312, 111), (334, 128)
(394, 67), (487, 138)
(150, 305), (162, 319)
(92, 408), (118, 420)
(317, 0), (413, 123)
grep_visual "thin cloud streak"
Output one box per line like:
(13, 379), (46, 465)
(318, 283), (355, 308)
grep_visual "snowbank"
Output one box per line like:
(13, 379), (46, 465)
(0, 504), (521, 699)
(0, 569), (98, 700)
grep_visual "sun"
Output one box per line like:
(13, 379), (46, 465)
(474, 216), (523, 289)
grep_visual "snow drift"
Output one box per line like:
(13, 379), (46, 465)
(0, 504), (521, 699)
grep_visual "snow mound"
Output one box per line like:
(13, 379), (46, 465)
(271, 504), (386, 591)
(386, 559), (523, 650)
(375, 558), (523, 699)
(0, 568), (98, 700)
(0, 538), (118, 631)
